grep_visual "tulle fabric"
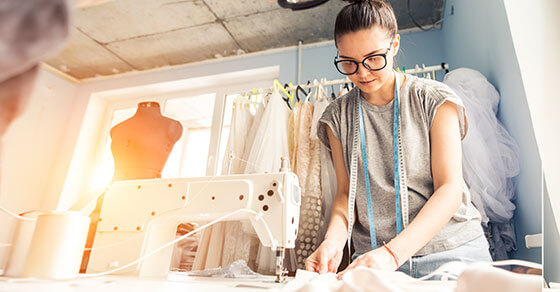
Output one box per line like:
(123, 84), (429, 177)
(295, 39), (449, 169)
(444, 68), (520, 224)
(444, 68), (520, 260)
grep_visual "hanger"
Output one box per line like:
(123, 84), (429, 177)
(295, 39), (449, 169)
(310, 79), (323, 104)
(296, 85), (308, 103)
(274, 80), (292, 99)
(274, 79), (294, 109)
(330, 84), (337, 99)
(284, 83), (299, 103)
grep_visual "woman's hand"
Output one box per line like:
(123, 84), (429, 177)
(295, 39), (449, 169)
(337, 246), (398, 279)
(305, 239), (345, 274)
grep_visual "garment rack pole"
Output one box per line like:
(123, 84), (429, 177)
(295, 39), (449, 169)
(238, 63), (449, 97)
(398, 63), (448, 75)
(297, 40), (303, 85)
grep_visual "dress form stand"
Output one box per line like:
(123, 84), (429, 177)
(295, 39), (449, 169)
(80, 101), (183, 272)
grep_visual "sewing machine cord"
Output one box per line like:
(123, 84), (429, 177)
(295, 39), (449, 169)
(79, 208), (276, 278)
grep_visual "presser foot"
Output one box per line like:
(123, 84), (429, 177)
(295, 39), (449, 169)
(275, 249), (287, 283)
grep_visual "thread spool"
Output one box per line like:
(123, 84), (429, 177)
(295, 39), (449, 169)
(22, 211), (90, 279)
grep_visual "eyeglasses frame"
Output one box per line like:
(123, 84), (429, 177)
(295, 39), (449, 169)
(334, 43), (394, 75)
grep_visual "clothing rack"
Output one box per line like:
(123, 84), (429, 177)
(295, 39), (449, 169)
(397, 63), (449, 75)
(237, 63), (449, 97)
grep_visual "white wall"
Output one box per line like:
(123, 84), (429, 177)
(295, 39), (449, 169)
(0, 69), (77, 270)
(504, 0), (560, 223)
(503, 0), (560, 281)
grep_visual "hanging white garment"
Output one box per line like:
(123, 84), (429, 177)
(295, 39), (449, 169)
(243, 90), (291, 274)
(222, 99), (255, 174)
(244, 91), (291, 174)
(242, 102), (265, 173)
(443, 68), (520, 223)
(193, 98), (255, 271)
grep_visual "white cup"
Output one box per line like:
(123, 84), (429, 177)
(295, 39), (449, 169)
(22, 211), (90, 279)
(4, 211), (42, 277)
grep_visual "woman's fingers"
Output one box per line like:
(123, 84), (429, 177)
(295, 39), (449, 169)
(305, 257), (319, 272)
(337, 260), (357, 279)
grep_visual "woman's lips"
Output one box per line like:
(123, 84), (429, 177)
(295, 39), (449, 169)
(359, 79), (375, 86)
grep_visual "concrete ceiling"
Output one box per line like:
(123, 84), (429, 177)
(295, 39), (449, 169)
(46, 0), (444, 81)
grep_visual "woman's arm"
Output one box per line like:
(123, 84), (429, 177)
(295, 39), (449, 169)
(387, 100), (464, 263)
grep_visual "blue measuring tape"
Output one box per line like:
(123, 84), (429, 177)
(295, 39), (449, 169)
(357, 72), (403, 250)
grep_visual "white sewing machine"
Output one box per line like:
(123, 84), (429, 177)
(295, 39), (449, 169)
(86, 167), (301, 282)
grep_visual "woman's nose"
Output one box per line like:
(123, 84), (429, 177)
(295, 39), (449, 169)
(356, 63), (371, 78)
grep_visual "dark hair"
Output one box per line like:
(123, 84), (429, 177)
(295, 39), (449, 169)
(334, 0), (398, 45)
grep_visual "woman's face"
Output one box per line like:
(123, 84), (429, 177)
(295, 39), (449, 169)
(336, 26), (399, 95)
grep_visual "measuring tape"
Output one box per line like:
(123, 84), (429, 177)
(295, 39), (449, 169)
(347, 71), (410, 254)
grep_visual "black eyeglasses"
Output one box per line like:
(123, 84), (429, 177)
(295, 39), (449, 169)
(334, 45), (392, 75)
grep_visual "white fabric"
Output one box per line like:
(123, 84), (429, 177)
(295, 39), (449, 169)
(222, 100), (255, 175)
(244, 91), (290, 174)
(456, 264), (541, 292)
(285, 263), (540, 292)
(285, 267), (451, 292)
(443, 68), (520, 223)
(242, 103), (265, 173)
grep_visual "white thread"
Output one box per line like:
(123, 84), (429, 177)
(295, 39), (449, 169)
(0, 205), (36, 221)
(80, 208), (275, 278)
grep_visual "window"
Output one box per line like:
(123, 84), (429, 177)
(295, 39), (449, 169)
(84, 67), (278, 193)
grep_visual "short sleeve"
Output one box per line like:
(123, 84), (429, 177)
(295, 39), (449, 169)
(316, 101), (342, 151)
(424, 82), (468, 140)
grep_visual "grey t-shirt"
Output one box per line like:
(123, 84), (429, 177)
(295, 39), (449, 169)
(317, 74), (483, 256)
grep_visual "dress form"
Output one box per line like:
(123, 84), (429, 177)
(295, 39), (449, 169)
(110, 101), (183, 181)
(80, 101), (183, 272)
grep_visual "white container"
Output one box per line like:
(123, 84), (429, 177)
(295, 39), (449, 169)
(4, 211), (42, 277)
(22, 211), (90, 279)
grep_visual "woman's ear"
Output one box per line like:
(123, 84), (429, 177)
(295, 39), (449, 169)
(392, 34), (401, 56)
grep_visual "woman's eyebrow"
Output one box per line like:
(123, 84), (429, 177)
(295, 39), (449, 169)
(339, 48), (386, 59)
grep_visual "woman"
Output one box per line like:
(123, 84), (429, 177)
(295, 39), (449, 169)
(305, 0), (491, 278)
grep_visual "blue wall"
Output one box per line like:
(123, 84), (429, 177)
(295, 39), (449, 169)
(298, 29), (447, 84)
(441, 0), (542, 263)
